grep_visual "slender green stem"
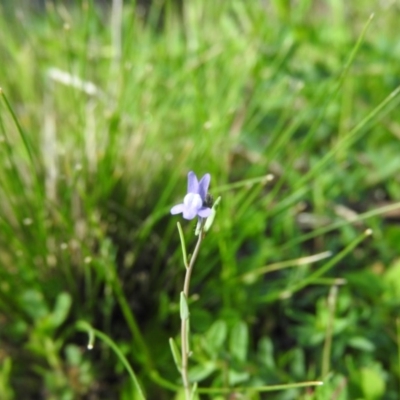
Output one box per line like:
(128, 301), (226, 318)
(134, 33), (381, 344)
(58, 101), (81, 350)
(397, 318), (400, 399)
(181, 314), (191, 400)
(286, 229), (372, 295)
(180, 226), (205, 400)
(321, 285), (338, 378)
(197, 380), (324, 394)
(183, 230), (204, 297)
(0, 89), (37, 170)
(261, 229), (373, 303)
(282, 201), (400, 251)
(76, 321), (146, 400)
(297, 83), (400, 188)
(238, 251), (332, 284)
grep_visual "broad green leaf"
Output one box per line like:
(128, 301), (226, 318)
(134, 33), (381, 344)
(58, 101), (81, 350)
(383, 259), (400, 300)
(257, 337), (275, 370)
(50, 292), (72, 329)
(228, 369), (249, 385)
(188, 361), (217, 382)
(348, 336), (375, 352)
(20, 290), (48, 320)
(229, 320), (248, 363)
(360, 367), (386, 400)
(205, 320), (227, 354)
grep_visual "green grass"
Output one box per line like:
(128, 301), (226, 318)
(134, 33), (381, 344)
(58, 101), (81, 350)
(1, 0), (400, 399)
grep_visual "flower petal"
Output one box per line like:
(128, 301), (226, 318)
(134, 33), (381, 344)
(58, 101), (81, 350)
(198, 207), (212, 218)
(170, 204), (185, 215)
(187, 171), (199, 194)
(183, 193), (202, 209)
(198, 173), (211, 200)
(182, 207), (197, 220)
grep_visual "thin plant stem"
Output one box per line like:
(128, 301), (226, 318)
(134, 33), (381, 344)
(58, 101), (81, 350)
(0, 89), (37, 172)
(283, 229), (372, 296)
(282, 201), (400, 251)
(260, 229), (372, 304)
(196, 380), (324, 394)
(181, 225), (205, 400)
(181, 312), (191, 400)
(321, 285), (338, 378)
(183, 229), (204, 296)
(397, 318), (400, 399)
(76, 321), (146, 400)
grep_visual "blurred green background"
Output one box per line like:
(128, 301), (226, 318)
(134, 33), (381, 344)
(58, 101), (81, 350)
(1, 0), (400, 399)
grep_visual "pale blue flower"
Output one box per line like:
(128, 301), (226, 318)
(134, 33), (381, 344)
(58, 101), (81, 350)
(171, 171), (212, 220)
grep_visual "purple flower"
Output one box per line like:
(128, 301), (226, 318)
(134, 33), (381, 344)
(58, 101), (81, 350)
(171, 171), (212, 220)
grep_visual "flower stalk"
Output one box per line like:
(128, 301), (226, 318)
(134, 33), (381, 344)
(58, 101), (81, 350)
(170, 172), (215, 400)
(180, 224), (205, 399)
